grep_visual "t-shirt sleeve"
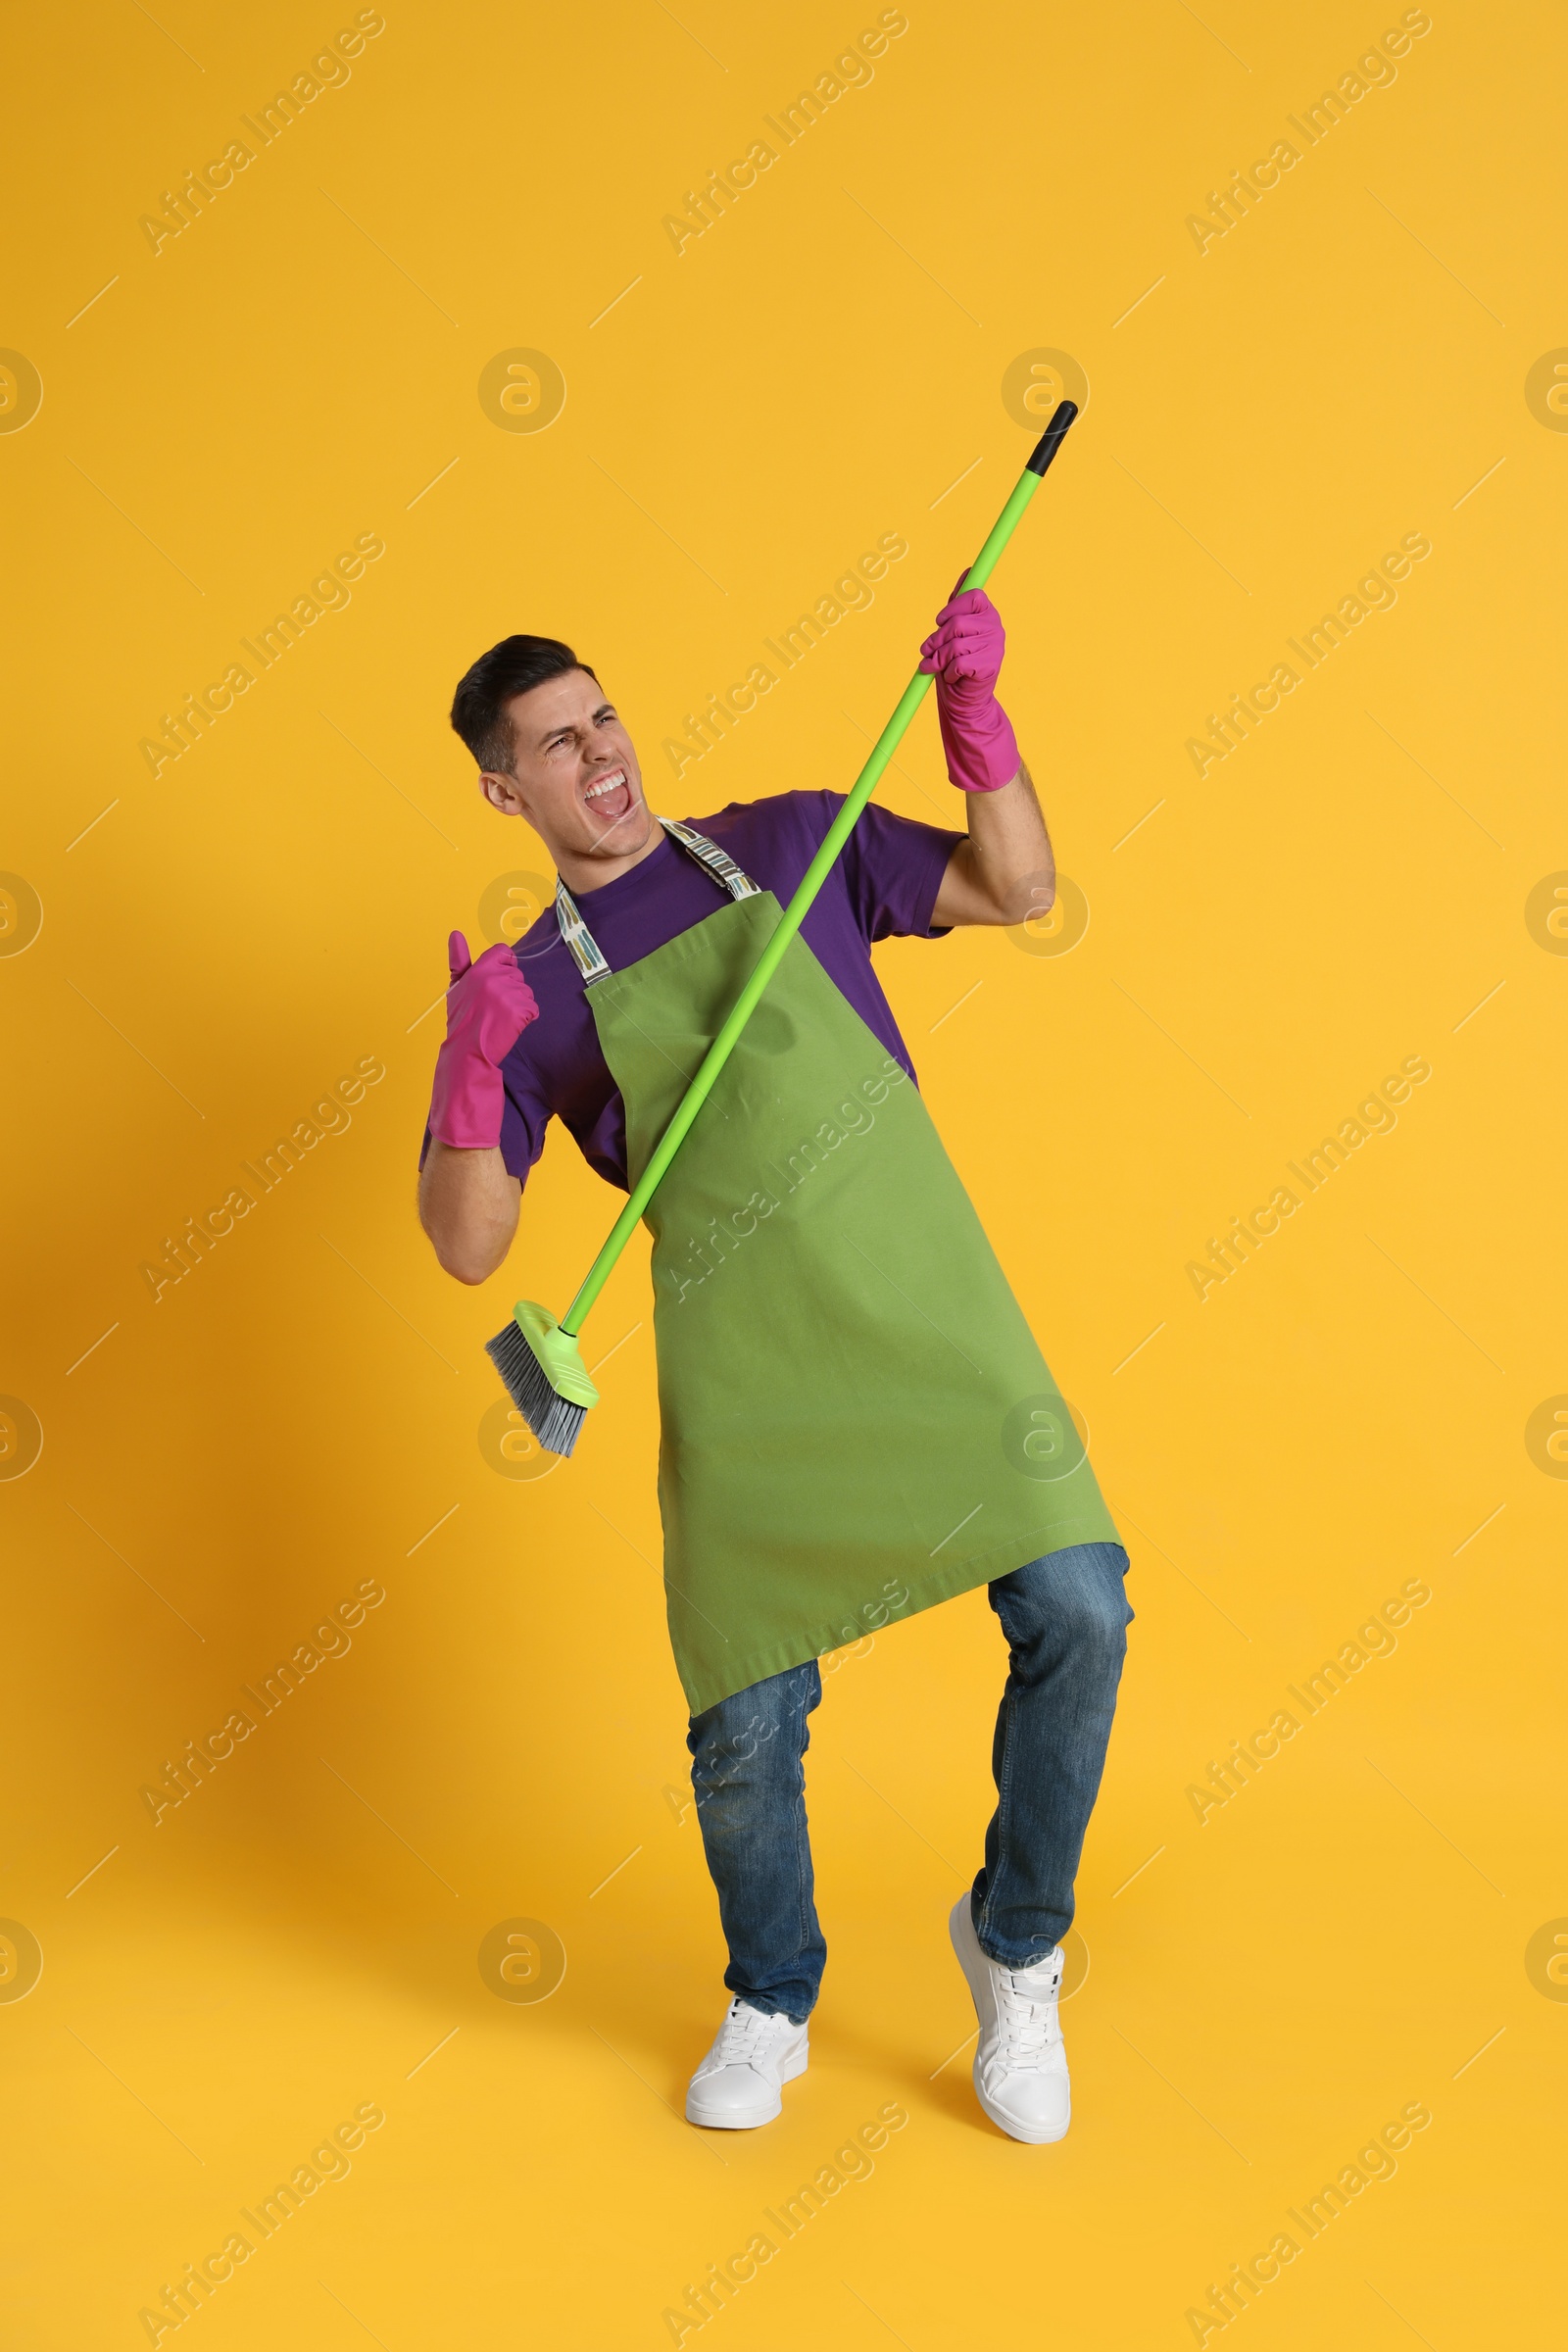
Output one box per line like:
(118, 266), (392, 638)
(496, 1075), (549, 1187)
(837, 794), (963, 943)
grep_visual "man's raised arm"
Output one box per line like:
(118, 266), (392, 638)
(919, 587), (1056, 930)
(418, 930), (534, 1283)
(419, 1143), (519, 1285)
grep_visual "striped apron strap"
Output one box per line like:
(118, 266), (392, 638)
(554, 818), (760, 983)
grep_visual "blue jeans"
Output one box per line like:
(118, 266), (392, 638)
(685, 1543), (1133, 2023)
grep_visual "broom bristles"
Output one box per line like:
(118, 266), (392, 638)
(485, 1320), (589, 1459)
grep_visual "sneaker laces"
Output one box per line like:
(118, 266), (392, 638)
(712, 1999), (778, 2065)
(992, 1958), (1061, 2071)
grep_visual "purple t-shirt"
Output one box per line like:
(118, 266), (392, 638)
(463, 791), (961, 1196)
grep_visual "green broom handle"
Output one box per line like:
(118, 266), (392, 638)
(562, 400), (1080, 1335)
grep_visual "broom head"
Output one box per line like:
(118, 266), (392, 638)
(485, 1300), (600, 1459)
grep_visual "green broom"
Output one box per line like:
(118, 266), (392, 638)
(486, 400), (1080, 1455)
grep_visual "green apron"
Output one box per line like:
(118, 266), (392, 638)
(557, 820), (1120, 1714)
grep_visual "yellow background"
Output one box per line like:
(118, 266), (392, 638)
(5, 0), (1565, 2342)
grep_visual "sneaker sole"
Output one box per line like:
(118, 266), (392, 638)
(948, 1897), (1070, 2146)
(684, 2043), (808, 2131)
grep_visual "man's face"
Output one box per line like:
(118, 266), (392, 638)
(479, 667), (653, 874)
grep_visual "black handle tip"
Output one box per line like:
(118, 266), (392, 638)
(1025, 400), (1079, 475)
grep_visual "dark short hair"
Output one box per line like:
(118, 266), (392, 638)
(449, 634), (599, 774)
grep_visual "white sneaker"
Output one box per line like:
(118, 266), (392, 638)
(949, 1893), (1070, 2143)
(685, 1997), (808, 2130)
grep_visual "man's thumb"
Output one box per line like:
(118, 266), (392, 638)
(447, 929), (473, 985)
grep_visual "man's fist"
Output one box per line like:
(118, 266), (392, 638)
(920, 583), (1005, 694)
(427, 931), (539, 1152)
(918, 583), (1021, 794)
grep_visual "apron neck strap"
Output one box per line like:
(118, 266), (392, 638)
(555, 818), (760, 985)
(657, 817), (760, 906)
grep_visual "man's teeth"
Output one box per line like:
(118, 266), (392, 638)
(585, 770), (627, 802)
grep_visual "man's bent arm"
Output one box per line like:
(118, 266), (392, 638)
(419, 1141), (520, 1284)
(930, 761), (1054, 929)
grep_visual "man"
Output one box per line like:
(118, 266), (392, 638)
(419, 588), (1131, 2145)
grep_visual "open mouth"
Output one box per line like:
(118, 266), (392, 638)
(582, 764), (634, 828)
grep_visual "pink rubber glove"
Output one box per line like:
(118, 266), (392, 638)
(918, 582), (1022, 793)
(427, 931), (539, 1151)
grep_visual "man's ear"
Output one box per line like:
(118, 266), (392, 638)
(479, 769), (525, 816)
